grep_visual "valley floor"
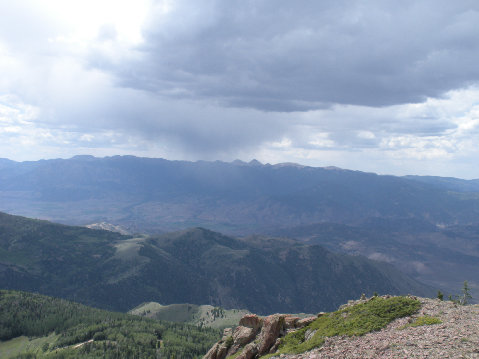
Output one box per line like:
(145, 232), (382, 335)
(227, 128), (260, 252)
(276, 298), (479, 359)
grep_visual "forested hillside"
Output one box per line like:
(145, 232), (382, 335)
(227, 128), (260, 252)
(0, 290), (220, 359)
(0, 212), (433, 314)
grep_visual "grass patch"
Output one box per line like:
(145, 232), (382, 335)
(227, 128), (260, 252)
(264, 296), (420, 357)
(129, 302), (251, 329)
(401, 315), (442, 328)
(0, 333), (59, 358)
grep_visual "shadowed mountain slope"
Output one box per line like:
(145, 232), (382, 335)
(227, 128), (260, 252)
(0, 212), (433, 314)
(269, 219), (479, 301)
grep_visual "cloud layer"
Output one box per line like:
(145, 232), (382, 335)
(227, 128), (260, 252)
(110, 0), (479, 110)
(1, 0), (479, 177)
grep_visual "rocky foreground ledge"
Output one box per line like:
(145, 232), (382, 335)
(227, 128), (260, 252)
(204, 312), (318, 359)
(204, 296), (479, 359)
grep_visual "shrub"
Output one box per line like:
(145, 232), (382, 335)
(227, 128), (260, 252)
(401, 315), (442, 328)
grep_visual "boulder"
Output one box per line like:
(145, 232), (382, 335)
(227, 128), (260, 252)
(284, 315), (300, 329)
(216, 343), (230, 359)
(203, 337), (233, 359)
(239, 314), (262, 330)
(204, 343), (220, 359)
(233, 326), (256, 347)
(257, 314), (285, 356)
(236, 342), (258, 359)
(225, 314), (263, 357)
(297, 316), (317, 328)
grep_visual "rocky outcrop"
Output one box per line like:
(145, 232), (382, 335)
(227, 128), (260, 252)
(206, 296), (479, 359)
(203, 313), (317, 359)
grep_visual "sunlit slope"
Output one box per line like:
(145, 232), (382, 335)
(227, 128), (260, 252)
(129, 302), (251, 328)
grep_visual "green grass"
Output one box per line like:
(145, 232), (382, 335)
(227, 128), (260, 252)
(112, 237), (147, 261)
(226, 349), (244, 359)
(400, 315), (442, 328)
(262, 296), (421, 357)
(129, 302), (251, 329)
(0, 334), (59, 358)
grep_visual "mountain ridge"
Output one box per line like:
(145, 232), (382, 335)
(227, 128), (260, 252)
(1, 155), (479, 235)
(0, 211), (434, 314)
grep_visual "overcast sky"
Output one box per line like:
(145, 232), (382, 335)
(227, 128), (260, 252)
(1, 0), (479, 178)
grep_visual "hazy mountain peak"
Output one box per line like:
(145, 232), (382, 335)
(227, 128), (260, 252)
(248, 159), (262, 166)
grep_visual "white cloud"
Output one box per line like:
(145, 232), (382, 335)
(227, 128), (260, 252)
(357, 131), (376, 140)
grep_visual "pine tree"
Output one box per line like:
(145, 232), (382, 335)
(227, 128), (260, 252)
(460, 280), (472, 305)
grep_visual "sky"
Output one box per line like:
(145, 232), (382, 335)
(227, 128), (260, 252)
(1, 0), (479, 178)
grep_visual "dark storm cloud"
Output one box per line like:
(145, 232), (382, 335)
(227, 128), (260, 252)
(3, 0), (479, 177)
(97, 0), (479, 112)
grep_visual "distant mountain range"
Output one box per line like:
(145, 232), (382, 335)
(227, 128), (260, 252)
(0, 212), (433, 314)
(1, 155), (479, 234)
